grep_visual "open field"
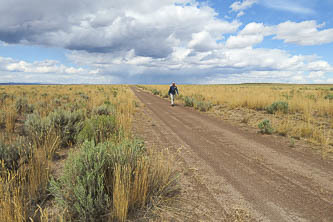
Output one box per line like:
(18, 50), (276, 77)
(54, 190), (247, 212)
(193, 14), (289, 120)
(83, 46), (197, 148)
(141, 84), (333, 155)
(0, 85), (179, 222)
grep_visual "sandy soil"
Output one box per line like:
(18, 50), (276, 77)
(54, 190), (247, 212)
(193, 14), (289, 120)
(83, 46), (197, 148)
(131, 87), (333, 222)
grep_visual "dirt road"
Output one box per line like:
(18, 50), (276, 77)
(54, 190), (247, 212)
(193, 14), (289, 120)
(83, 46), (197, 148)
(131, 87), (333, 222)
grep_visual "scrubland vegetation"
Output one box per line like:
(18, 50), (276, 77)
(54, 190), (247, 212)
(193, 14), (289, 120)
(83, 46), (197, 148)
(0, 85), (179, 221)
(141, 84), (333, 153)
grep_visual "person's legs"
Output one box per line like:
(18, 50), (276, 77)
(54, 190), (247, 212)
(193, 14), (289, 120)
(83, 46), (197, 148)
(170, 94), (174, 105)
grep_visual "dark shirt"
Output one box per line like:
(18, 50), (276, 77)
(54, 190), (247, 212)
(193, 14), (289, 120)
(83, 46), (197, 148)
(168, 85), (179, 95)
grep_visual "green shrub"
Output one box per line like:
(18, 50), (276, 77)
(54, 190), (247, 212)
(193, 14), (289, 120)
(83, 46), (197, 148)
(104, 100), (111, 105)
(77, 92), (89, 100)
(50, 139), (179, 221)
(62, 95), (70, 102)
(49, 141), (111, 221)
(112, 90), (118, 97)
(15, 97), (34, 114)
(152, 89), (160, 95)
(324, 94), (333, 100)
(49, 140), (145, 221)
(184, 95), (212, 111)
(0, 138), (30, 171)
(94, 104), (115, 116)
(267, 101), (288, 114)
(66, 102), (83, 112)
(0, 92), (9, 105)
(195, 100), (212, 112)
(0, 141), (20, 171)
(24, 113), (52, 146)
(0, 111), (5, 128)
(184, 96), (194, 107)
(77, 115), (117, 144)
(48, 109), (85, 147)
(25, 110), (85, 148)
(53, 98), (61, 106)
(258, 119), (274, 134)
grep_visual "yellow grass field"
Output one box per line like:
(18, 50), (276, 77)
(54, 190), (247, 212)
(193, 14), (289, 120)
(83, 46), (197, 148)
(141, 84), (333, 153)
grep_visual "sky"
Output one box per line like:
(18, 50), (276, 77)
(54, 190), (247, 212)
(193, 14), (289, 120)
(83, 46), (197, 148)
(0, 0), (333, 84)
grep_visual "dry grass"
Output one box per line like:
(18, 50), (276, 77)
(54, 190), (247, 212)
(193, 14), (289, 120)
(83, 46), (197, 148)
(0, 146), (49, 222)
(141, 84), (333, 151)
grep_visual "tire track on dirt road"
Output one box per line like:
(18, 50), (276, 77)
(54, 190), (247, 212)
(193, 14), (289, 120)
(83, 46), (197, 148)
(131, 87), (333, 222)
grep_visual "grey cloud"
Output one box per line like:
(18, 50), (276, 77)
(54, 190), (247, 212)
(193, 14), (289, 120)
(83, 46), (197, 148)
(0, 0), (239, 58)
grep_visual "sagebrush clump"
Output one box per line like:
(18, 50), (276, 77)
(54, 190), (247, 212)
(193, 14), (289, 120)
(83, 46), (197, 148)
(0, 139), (30, 171)
(152, 89), (161, 95)
(258, 119), (274, 134)
(184, 96), (194, 107)
(48, 109), (85, 147)
(77, 115), (117, 144)
(15, 97), (34, 114)
(324, 94), (333, 100)
(94, 104), (115, 116)
(183, 95), (212, 111)
(50, 140), (179, 221)
(267, 101), (289, 114)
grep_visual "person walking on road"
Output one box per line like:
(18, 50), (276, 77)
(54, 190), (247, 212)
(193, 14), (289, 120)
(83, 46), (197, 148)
(168, 82), (179, 106)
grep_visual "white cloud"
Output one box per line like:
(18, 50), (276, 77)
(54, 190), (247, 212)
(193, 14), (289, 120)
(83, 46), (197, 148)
(227, 20), (333, 49)
(307, 61), (332, 71)
(0, 56), (96, 83)
(230, 0), (258, 17)
(2, 59), (85, 74)
(230, 0), (258, 12)
(308, 71), (325, 79)
(226, 34), (263, 48)
(239, 22), (273, 35)
(226, 22), (273, 48)
(188, 31), (220, 51)
(274, 20), (333, 46)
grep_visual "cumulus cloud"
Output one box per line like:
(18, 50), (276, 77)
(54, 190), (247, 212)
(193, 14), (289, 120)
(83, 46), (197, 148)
(0, 57), (85, 74)
(226, 35), (263, 49)
(0, 56), (103, 83)
(0, 0), (239, 59)
(274, 20), (333, 46)
(226, 20), (333, 49)
(226, 22), (272, 48)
